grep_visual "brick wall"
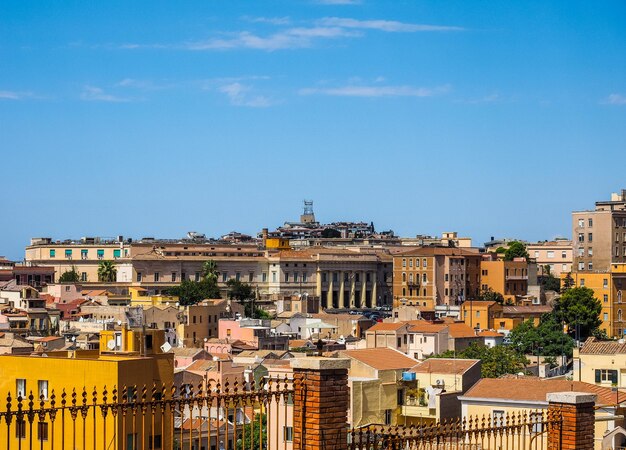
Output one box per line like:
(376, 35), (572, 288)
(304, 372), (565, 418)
(547, 392), (597, 450)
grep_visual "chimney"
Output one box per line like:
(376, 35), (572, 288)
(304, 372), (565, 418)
(262, 228), (269, 248)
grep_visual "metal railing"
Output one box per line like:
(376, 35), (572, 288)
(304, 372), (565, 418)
(0, 377), (293, 450)
(349, 409), (562, 450)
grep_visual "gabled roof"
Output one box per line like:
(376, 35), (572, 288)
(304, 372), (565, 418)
(342, 348), (418, 371)
(580, 337), (626, 355)
(367, 322), (407, 332)
(463, 378), (626, 406)
(411, 358), (480, 375)
(477, 330), (505, 337)
(447, 323), (480, 339)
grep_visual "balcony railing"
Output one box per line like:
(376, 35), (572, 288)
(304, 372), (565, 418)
(0, 377), (293, 450)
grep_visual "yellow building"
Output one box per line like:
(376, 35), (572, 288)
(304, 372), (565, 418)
(459, 300), (503, 330)
(459, 377), (626, 450)
(574, 337), (626, 387)
(129, 286), (179, 307)
(480, 256), (529, 303)
(0, 327), (174, 450)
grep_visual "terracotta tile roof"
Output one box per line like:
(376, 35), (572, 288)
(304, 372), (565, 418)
(411, 358), (480, 375)
(579, 337), (626, 354)
(367, 322), (407, 332)
(463, 378), (626, 406)
(406, 322), (447, 333)
(395, 247), (481, 257)
(502, 306), (552, 315)
(447, 323), (480, 339)
(341, 348), (418, 371)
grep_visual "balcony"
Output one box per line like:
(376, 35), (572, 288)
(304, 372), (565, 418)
(401, 404), (436, 419)
(505, 275), (528, 281)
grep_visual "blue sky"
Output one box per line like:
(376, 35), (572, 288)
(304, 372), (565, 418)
(1, 1), (625, 259)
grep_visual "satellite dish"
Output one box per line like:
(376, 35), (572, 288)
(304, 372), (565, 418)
(107, 339), (116, 350)
(71, 336), (76, 342)
(117, 320), (122, 326)
(41, 353), (48, 357)
(160, 342), (172, 353)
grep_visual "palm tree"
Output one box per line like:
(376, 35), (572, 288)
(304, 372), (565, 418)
(202, 260), (218, 283)
(97, 260), (117, 282)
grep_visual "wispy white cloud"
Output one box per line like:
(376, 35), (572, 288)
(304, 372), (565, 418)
(460, 93), (501, 104)
(184, 27), (359, 51)
(0, 90), (34, 100)
(604, 93), (626, 105)
(317, 17), (464, 32)
(218, 82), (273, 107)
(242, 16), (291, 25)
(299, 84), (451, 98)
(80, 85), (131, 102)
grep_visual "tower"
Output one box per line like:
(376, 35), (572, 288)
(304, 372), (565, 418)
(300, 200), (316, 224)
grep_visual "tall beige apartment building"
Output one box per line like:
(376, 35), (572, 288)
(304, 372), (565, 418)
(526, 239), (572, 277)
(571, 190), (626, 337)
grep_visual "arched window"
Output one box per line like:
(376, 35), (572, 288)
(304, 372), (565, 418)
(618, 291), (623, 304)
(619, 309), (623, 323)
(402, 272), (406, 282)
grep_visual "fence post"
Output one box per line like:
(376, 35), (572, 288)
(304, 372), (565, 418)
(547, 392), (596, 450)
(291, 357), (351, 450)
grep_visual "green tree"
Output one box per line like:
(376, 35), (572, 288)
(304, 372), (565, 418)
(495, 246), (507, 254)
(430, 343), (529, 378)
(226, 279), (254, 301)
(236, 413), (266, 450)
(553, 287), (602, 341)
(166, 278), (221, 306)
(539, 266), (561, 292)
(561, 272), (575, 293)
(504, 241), (529, 261)
(97, 260), (117, 282)
(321, 228), (341, 238)
(59, 265), (80, 283)
(509, 314), (574, 357)
(477, 288), (504, 304)
(202, 260), (218, 283)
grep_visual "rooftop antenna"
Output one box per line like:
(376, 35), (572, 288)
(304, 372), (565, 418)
(301, 200), (316, 224)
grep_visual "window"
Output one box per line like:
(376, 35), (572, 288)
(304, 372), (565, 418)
(249, 272), (254, 283)
(409, 259), (413, 267)
(16, 379), (26, 397)
(171, 272), (177, 282)
(492, 410), (505, 427)
(578, 219), (585, 228)
(562, 264), (568, 272)
(65, 249), (73, 259)
(619, 291), (623, 303)
(445, 274), (449, 282)
(529, 411), (543, 434)
(604, 279), (609, 289)
(595, 369), (618, 384)
(402, 273), (406, 282)
(285, 272), (290, 283)
(580, 278), (585, 287)
(423, 259), (427, 268)
(588, 233), (593, 243)
(81, 272), (87, 282)
(588, 262), (593, 270)
(384, 409), (392, 425)
(302, 273), (308, 283)
(547, 251), (554, 258)
(588, 248), (593, 256)
(49, 249), (56, 258)
(154, 272), (160, 282)
(578, 233), (584, 243)
(222, 273), (228, 282)
(534, 251), (540, 258)
(619, 310), (623, 322)
(397, 337), (402, 348)
(604, 313), (609, 321)
(283, 427), (293, 442)
(422, 273), (427, 283)
(588, 218), (593, 227)
(97, 249), (104, 260)
(578, 248), (584, 257)
(415, 259), (420, 268)
(262, 272), (267, 282)
(402, 259), (406, 267)
(136, 272), (142, 282)
(38, 380), (48, 399)
(562, 251), (567, 258)
(604, 294), (609, 303)
(113, 249), (121, 259)
(578, 262), (584, 271)
(235, 272), (241, 282)
(409, 274), (413, 283)
(149, 435), (162, 449)
(332, 272), (338, 283)
(81, 249), (88, 259)
(272, 272), (277, 283)
(38, 422), (48, 441)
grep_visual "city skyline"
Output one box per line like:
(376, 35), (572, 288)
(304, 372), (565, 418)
(2, 1), (625, 259)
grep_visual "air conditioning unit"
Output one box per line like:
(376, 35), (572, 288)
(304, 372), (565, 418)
(435, 379), (445, 386)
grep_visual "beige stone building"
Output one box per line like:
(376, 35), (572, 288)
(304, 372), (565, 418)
(392, 247), (482, 310)
(527, 239), (573, 277)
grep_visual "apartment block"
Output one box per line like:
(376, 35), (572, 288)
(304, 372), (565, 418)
(527, 239), (573, 277)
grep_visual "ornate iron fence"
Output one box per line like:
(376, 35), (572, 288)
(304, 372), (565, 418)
(0, 377), (293, 450)
(349, 409), (562, 450)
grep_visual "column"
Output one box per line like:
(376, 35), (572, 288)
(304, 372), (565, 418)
(316, 269), (322, 298)
(372, 271), (378, 307)
(360, 271), (366, 307)
(350, 273), (356, 308)
(339, 271), (345, 309)
(328, 273), (334, 309)
(292, 358), (350, 450)
(547, 392), (596, 450)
